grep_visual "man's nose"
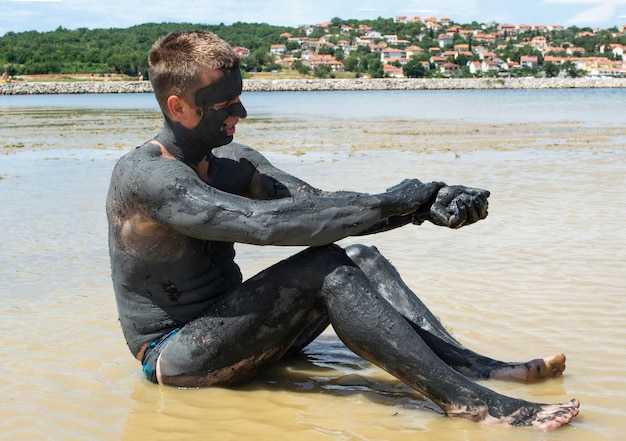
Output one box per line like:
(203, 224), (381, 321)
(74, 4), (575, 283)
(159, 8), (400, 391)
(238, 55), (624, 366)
(228, 101), (247, 119)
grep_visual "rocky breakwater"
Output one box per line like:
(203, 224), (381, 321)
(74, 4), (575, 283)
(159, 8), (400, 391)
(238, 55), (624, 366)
(0, 80), (153, 95)
(1, 77), (625, 95)
(244, 77), (626, 91)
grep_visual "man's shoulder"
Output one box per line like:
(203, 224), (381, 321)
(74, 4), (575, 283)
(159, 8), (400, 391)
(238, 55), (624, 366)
(115, 142), (152, 162)
(113, 142), (188, 182)
(116, 142), (174, 167)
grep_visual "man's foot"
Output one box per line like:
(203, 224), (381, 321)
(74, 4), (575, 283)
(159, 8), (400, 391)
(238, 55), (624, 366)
(487, 354), (567, 380)
(445, 398), (580, 430)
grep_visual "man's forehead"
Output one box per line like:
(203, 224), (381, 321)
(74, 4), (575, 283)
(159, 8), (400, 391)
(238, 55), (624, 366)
(199, 67), (226, 84)
(195, 68), (242, 108)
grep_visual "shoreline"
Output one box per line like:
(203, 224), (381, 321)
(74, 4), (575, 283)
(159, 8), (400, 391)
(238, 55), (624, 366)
(1, 77), (626, 95)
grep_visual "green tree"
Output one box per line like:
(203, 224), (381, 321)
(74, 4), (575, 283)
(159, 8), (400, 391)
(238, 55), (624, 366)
(403, 59), (426, 78)
(544, 61), (560, 77)
(367, 58), (384, 78)
(562, 60), (579, 78)
(314, 64), (331, 78)
(455, 53), (468, 68)
(293, 60), (311, 76)
(342, 55), (359, 72)
(252, 48), (273, 68)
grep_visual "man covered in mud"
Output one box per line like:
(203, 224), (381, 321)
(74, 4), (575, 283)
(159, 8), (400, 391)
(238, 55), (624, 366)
(106, 30), (579, 429)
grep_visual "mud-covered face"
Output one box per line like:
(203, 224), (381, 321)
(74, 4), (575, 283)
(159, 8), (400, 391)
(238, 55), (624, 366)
(194, 67), (244, 109)
(160, 68), (247, 164)
(190, 68), (247, 149)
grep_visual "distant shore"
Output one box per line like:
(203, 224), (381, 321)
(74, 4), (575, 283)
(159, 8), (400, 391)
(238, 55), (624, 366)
(1, 77), (626, 95)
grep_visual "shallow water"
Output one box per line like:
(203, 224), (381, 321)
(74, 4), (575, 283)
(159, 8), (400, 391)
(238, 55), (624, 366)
(0, 92), (625, 440)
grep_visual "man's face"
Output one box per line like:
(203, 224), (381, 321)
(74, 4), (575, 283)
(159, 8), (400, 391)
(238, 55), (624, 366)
(186, 68), (247, 142)
(162, 67), (248, 164)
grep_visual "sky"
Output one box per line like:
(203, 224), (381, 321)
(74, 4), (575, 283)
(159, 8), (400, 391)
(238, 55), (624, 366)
(1, 0), (625, 36)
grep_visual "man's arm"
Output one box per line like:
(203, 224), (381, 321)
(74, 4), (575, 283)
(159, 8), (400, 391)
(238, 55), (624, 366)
(217, 143), (490, 234)
(353, 184), (490, 234)
(135, 150), (441, 246)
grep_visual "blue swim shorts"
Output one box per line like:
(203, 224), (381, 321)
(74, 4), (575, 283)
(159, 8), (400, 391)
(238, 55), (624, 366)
(141, 329), (179, 384)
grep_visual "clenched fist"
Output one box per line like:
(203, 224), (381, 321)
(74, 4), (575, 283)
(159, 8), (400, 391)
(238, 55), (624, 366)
(413, 185), (490, 229)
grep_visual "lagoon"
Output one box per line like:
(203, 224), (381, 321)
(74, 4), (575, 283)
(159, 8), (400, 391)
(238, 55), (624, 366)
(2, 87), (626, 124)
(1, 89), (625, 440)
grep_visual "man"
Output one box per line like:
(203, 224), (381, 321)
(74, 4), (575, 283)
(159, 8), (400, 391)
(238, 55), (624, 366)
(106, 30), (579, 429)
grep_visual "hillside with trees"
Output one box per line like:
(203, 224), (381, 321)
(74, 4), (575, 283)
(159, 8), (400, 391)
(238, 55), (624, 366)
(0, 17), (624, 80)
(0, 22), (292, 77)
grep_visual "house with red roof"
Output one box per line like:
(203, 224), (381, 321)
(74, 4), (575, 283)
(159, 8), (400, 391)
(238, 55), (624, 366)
(567, 46), (586, 55)
(440, 62), (461, 74)
(233, 46), (250, 58)
(531, 36), (548, 50)
(438, 34), (454, 48)
(429, 55), (447, 67)
(270, 44), (287, 57)
(607, 43), (624, 58)
(383, 63), (404, 77)
(520, 55), (539, 68)
(381, 48), (407, 64)
(406, 45), (423, 58)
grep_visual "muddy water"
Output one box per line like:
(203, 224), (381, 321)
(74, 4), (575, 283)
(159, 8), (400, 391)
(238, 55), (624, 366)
(0, 98), (625, 441)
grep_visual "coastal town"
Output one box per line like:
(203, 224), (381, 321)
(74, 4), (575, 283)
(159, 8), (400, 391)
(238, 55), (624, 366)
(2, 14), (626, 94)
(233, 16), (626, 79)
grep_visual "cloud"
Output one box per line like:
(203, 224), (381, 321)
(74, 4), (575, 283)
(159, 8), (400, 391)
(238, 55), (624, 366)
(544, 0), (625, 4)
(568, 2), (615, 23)
(543, 0), (626, 25)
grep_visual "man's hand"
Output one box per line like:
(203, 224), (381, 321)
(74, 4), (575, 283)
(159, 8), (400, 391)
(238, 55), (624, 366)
(413, 185), (490, 229)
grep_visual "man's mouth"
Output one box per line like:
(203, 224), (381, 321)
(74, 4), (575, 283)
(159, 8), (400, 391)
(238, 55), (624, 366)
(222, 124), (236, 136)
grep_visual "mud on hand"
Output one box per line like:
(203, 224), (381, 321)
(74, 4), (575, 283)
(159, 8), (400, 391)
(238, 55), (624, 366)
(419, 185), (490, 229)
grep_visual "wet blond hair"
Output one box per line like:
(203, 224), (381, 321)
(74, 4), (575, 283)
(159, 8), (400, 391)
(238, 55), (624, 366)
(148, 30), (240, 115)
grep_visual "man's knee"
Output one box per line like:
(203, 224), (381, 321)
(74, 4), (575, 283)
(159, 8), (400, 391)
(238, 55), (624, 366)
(321, 265), (365, 295)
(344, 243), (382, 265)
(296, 243), (353, 267)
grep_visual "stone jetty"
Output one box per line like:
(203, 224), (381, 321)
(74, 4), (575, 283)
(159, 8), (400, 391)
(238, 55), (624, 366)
(1, 77), (625, 95)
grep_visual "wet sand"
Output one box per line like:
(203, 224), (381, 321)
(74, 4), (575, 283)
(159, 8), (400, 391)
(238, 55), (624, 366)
(0, 105), (625, 440)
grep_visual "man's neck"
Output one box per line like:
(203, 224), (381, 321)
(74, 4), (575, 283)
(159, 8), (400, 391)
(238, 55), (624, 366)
(155, 117), (209, 165)
(152, 139), (211, 184)
(191, 156), (211, 184)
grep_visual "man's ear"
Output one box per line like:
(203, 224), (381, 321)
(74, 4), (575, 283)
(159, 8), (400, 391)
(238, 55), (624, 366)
(166, 95), (187, 120)
(166, 95), (199, 128)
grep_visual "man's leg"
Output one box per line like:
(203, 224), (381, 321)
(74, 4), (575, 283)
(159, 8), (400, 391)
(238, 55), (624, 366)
(157, 244), (578, 429)
(345, 244), (566, 380)
(281, 314), (330, 358)
(156, 246), (339, 388)
(320, 262), (578, 429)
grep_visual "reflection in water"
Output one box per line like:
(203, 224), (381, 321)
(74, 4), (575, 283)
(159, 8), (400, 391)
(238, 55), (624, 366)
(121, 335), (443, 441)
(1, 101), (625, 441)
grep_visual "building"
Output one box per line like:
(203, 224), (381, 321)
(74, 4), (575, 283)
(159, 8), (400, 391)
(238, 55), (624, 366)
(381, 48), (407, 64)
(520, 55), (539, 68)
(440, 62), (461, 74)
(438, 34), (454, 48)
(233, 46), (250, 58)
(270, 44), (287, 57)
(383, 63), (404, 77)
(405, 45), (423, 59)
(531, 36), (548, 51)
